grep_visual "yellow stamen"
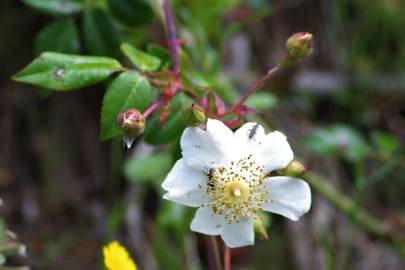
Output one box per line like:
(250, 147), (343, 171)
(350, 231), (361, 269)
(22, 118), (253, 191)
(204, 155), (269, 224)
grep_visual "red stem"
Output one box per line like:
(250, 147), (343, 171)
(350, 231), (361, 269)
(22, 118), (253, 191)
(142, 0), (183, 120)
(143, 100), (165, 118)
(224, 246), (231, 270)
(163, 0), (180, 78)
(233, 65), (280, 110)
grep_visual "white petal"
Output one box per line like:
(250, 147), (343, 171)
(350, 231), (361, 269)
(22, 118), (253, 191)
(190, 207), (223, 235)
(263, 176), (311, 221)
(257, 131), (293, 172)
(233, 122), (266, 156)
(180, 119), (234, 170)
(163, 190), (206, 207)
(220, 217), (254, 248)
(162, 159), (208, 207)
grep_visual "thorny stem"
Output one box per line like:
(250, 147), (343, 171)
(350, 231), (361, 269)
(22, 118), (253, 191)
(224, 245), (231, 270)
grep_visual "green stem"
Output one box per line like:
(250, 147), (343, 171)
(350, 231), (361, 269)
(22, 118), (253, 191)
(302, 171), (404, 256)
(340, 160), (365, 270)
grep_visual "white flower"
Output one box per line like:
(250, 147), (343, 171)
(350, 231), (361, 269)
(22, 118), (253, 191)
(162, 119), (311, 248)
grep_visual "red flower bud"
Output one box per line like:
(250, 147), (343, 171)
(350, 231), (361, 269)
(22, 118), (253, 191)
(116, 109), (145, 148)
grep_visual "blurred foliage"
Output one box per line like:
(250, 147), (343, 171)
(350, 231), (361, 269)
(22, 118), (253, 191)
(245, 92), (277, 112)
(124, 153), (172, 183)
(304, 125), (370, 162)
(335, 0), (405, 71)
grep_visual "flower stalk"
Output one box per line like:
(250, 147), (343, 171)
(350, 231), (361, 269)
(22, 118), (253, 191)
(141, 0), (183, 123)
(221, 32), (313, 121)
(231, 65), (281, 113)
(163, 0), (180, 78)
(210, 236), (222, 270)
(224, 245), (231, 270)
(143, 100), (165, 118)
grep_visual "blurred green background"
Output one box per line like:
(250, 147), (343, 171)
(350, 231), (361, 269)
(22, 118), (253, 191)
(0, 0), (404, 269)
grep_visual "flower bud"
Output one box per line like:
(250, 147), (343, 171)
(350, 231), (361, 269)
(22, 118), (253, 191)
(281, 160), (306, 177)
(183, 104), (206, 127)
(253, 213), (269, 240)
(116, 109), (145, 148)
(286, 32), (313, 61)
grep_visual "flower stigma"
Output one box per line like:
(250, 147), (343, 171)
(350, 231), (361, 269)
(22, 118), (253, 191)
(205, 155), (269, 224)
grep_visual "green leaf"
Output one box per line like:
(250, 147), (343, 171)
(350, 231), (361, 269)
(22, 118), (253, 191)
(245, 92), (277, 111)
(304, 125), (369, 162)
(107, 0), (154, 27)
(82, 8), (121, 57)
(147, 43), (171, 69)
(124, 153), (172, 182)
(100, 71), (152, 140)
(144, 93), (193, 145)
(13, 52), (122, 91)
(121, 43), (161, 71)
(147, 44), (171, 62)
(22, 0), (83, 16)
(34, 19), (80, 55)
(371, 131), (400, 154)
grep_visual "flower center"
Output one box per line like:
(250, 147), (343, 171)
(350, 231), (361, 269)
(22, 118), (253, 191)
(224, 181), (248, 200)
(205, 155), (269, 224)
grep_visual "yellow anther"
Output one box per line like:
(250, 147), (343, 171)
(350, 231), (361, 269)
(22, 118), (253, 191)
(205, 156), (268, 224)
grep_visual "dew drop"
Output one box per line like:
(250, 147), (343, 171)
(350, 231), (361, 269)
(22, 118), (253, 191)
(123, 136), (134, 149)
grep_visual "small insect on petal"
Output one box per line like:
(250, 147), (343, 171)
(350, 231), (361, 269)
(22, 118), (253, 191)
(248, 123), (260, 139)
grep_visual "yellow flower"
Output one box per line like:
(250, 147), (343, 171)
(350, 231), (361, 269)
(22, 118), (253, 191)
(103, 241), (137, 270)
